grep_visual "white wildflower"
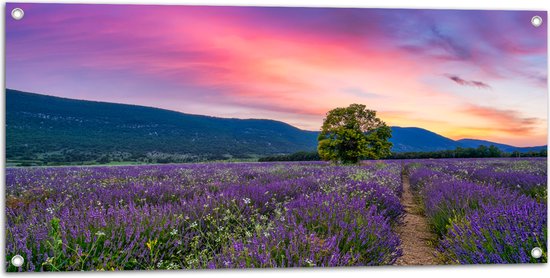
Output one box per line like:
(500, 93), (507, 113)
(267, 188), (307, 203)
(46, 207), (54, 214)
(167, 262), (180, 270)
(305, 258), (315, 266)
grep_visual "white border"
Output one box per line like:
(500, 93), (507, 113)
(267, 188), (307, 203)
(1, 1), (549, 278)
(0, 0), (549, 10)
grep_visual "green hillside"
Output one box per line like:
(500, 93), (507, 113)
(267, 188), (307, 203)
(6, 89), (318, 165)
(6, 89), (545, 166)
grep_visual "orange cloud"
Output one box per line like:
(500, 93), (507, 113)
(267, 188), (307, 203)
(462, 104), (542, 135)
(5, 4), (547, 146)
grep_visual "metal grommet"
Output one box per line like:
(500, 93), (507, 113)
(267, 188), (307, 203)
(531, 16), (543, 27)
(531, 247), (543, 259)
(11, 255), (24, 267)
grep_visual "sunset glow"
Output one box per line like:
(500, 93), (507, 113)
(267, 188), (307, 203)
(5, 4), (548, 146)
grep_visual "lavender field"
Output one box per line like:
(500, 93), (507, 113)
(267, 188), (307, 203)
(408, 158), (547, 264)
(5, 158), (547, 271)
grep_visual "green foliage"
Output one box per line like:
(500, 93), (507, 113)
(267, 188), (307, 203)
(258, 151), (320, 162)
(43, 218), (63, 271)
(318, 104), (392, 164)
(389, 145), (547, 159)
(6, 89), (318, 165)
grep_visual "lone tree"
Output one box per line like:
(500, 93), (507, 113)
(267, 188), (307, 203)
(318, 104), (392, 164)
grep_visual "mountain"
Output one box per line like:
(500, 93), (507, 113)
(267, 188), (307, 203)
(6, 89), (318, 163)
(390, 131), (546, 153)
(457, 139), (546, 153)
(389, 127), (461, 152)
(5, 89), (545, 165)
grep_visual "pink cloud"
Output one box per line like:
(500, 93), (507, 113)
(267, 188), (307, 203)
(5, 4), (547, 146)
(445, 74), (491, 89)
(462, 104), (541, 134)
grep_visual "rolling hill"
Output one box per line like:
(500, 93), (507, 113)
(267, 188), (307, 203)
(6, 89), (318, 163)
(457, 139), (546, 153)
(5, 89), (546, 164)
(389, 127), (461, 152)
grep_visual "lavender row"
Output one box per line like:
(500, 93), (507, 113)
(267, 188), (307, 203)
(408, 159), (547, 264)
(408, 158), (546, 199)
(5, 162), (404, 271)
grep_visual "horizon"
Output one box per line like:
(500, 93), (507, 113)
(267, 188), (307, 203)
(5, 4), (548, 147)
(7, 88), (546, 148)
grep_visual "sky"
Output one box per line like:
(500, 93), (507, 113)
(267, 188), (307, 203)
(5, 3), (548, 146)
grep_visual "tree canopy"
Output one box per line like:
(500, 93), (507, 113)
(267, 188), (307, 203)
(318, 104), (392, 164)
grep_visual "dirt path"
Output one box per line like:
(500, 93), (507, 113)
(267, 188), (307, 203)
(395, 173), (438, 266)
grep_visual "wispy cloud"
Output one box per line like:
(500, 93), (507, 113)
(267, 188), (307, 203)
(342, 87), (383, 98)
(463, 104), (540, 134)
(4, 4), (547, 146)
(446, 74), (492, 89)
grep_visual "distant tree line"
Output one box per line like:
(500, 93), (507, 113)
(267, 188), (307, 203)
(389, 145), (547, 159)
(11, 145), (547, 166)
(258, 145), (547, 162)
(258, 151), (321, 162)
(9, 149), (249, 167)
